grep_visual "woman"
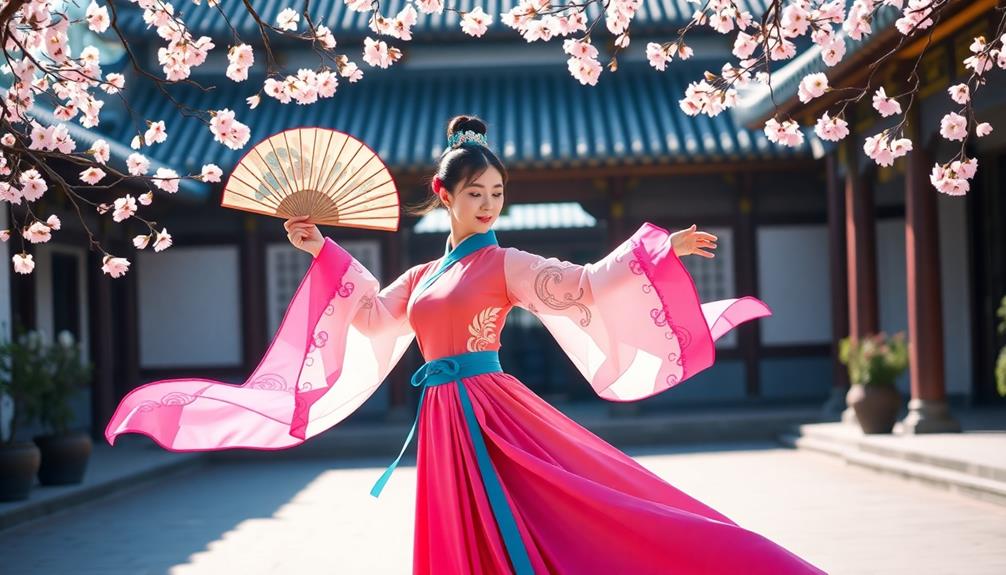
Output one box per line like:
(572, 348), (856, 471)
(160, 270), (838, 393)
(106, 115), (826, 574)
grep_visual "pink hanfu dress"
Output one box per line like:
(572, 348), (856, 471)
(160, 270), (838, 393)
(105, 222), (827, 574)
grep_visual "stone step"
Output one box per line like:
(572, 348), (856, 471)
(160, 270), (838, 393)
(790, 422), (1006, 483)
(779, 431), (1006, 507)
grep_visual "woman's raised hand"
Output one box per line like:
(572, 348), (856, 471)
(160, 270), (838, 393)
(284, 215), (325, 258)
(670, 224), (717, 259)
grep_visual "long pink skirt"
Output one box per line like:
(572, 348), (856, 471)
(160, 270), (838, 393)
(412, 372), (827, 574)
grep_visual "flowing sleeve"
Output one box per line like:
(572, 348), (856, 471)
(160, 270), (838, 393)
(503, 222), (772, 402)
(104, 237), (418, 451)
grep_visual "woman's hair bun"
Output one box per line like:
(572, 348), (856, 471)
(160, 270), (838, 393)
(446, 115), (488, 138)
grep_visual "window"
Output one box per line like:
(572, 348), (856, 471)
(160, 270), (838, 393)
(266, 240), (382, 338)
(680, 226), (737, 348)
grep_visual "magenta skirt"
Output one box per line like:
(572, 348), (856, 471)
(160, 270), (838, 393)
(411, 371), (827, 574)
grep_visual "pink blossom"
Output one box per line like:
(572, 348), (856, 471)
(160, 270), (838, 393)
(798, 73), (829, 103)
(768, 38), (796, 61)
(139, 192), (154, 206)
(564, 39), (599, 60)
(153, 228), (173, 252)
(54, 104), (78, 121)
(764, 118), (804, 147)
(863, 134), (894, 166)
(80, 166), (107, 185)
(362, 38), (400, 69)
(707, 12), (735, 35)
(732, 32), (758, 60)
(947, 83), (969, 105)
(416, 0), (445, 14)
(821, 37), (847, 66)
(956, 157), (978, 180)
(339, 62), (363, 83)
(91, 139), (110, 164)
(814, 112), (849, 142)
(976, 122), (993, 137)
(872, 87), (902, 117)
(29, 123), (54, 151)
(346, 0), (372, 13)
(929, 164), (968, 196)
(13, 253), (35, 275)
(144, 120), (167, 146)
(113, 195), (138, 222)
(567, 56), (602, 86)
(315, 25), (337, 49)
(227, 44), (254, 82)
(209, 109), (251, 150)
(102, 73), (125, 94)
(461, 7), (493, 37)
(153, 167), (180, 193)
(276, 8), (300, 31)
(101, 256), (131, 278)
(201, 163), (223, 183)
(646, 42), (671, 71)
(1, 133), (14, 147)
(939, 112), (967, 141)
(781, 4), (810, 36)
(0, 183), (21, 205)
(889, 138), (913, 158)
(391, 5), (418, 40)
(23, 221), (52, 244)
(86, 1), (110, 34)
(127, 153), (150, 176)
(20, 170), (47, 202)
(46, 215), (61, 230)
(895, 0), (935, 36)
(133, 234), (151, 250)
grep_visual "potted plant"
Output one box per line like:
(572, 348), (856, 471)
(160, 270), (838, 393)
(24, 329), (94, 485)
(839, 331), (909, 434)
(0, 326), (44, 501)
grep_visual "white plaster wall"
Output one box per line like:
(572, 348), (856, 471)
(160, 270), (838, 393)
(756, 224), (832, 345)
(137, 246), (242, 368)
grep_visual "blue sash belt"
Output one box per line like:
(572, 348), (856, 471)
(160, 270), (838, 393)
(370, 350), (534, 575)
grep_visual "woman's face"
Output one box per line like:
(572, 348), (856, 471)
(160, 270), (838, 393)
(443, 166), (504, 240)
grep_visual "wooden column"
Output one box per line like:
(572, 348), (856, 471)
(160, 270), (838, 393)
(824, 153), (851, 416)
(901, 125), (960, 433)
(88, 230), (117, 442)
(386, 229), (409, 421)
(844, 140), (880, 338)
(122, 242), (141, 402)
(842, 137), (880, 424)
(736, 173), (761, 398)
(240, 215), (267, 374)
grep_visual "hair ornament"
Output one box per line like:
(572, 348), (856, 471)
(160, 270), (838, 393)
(447, 130), (488, 149)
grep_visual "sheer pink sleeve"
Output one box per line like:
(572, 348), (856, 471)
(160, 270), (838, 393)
(104, 237), (417, 451)
(503, 222), (771, 402)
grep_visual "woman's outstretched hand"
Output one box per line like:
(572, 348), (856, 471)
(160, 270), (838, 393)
(670, 224), (717, 258)
(284, 215), (325, 258)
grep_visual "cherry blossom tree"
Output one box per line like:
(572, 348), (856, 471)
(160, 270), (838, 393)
(0, 0), (1001, 279)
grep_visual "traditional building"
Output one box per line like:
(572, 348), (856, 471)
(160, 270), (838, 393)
(735, 0), (1006, 431)
(15, 0), (962, 442)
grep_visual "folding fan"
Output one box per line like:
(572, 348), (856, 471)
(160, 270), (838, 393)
(221, 127), (399, 231)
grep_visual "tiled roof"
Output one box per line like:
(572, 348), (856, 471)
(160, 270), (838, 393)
(110, 62), (813, 184)
(114, 0), (773, 40)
